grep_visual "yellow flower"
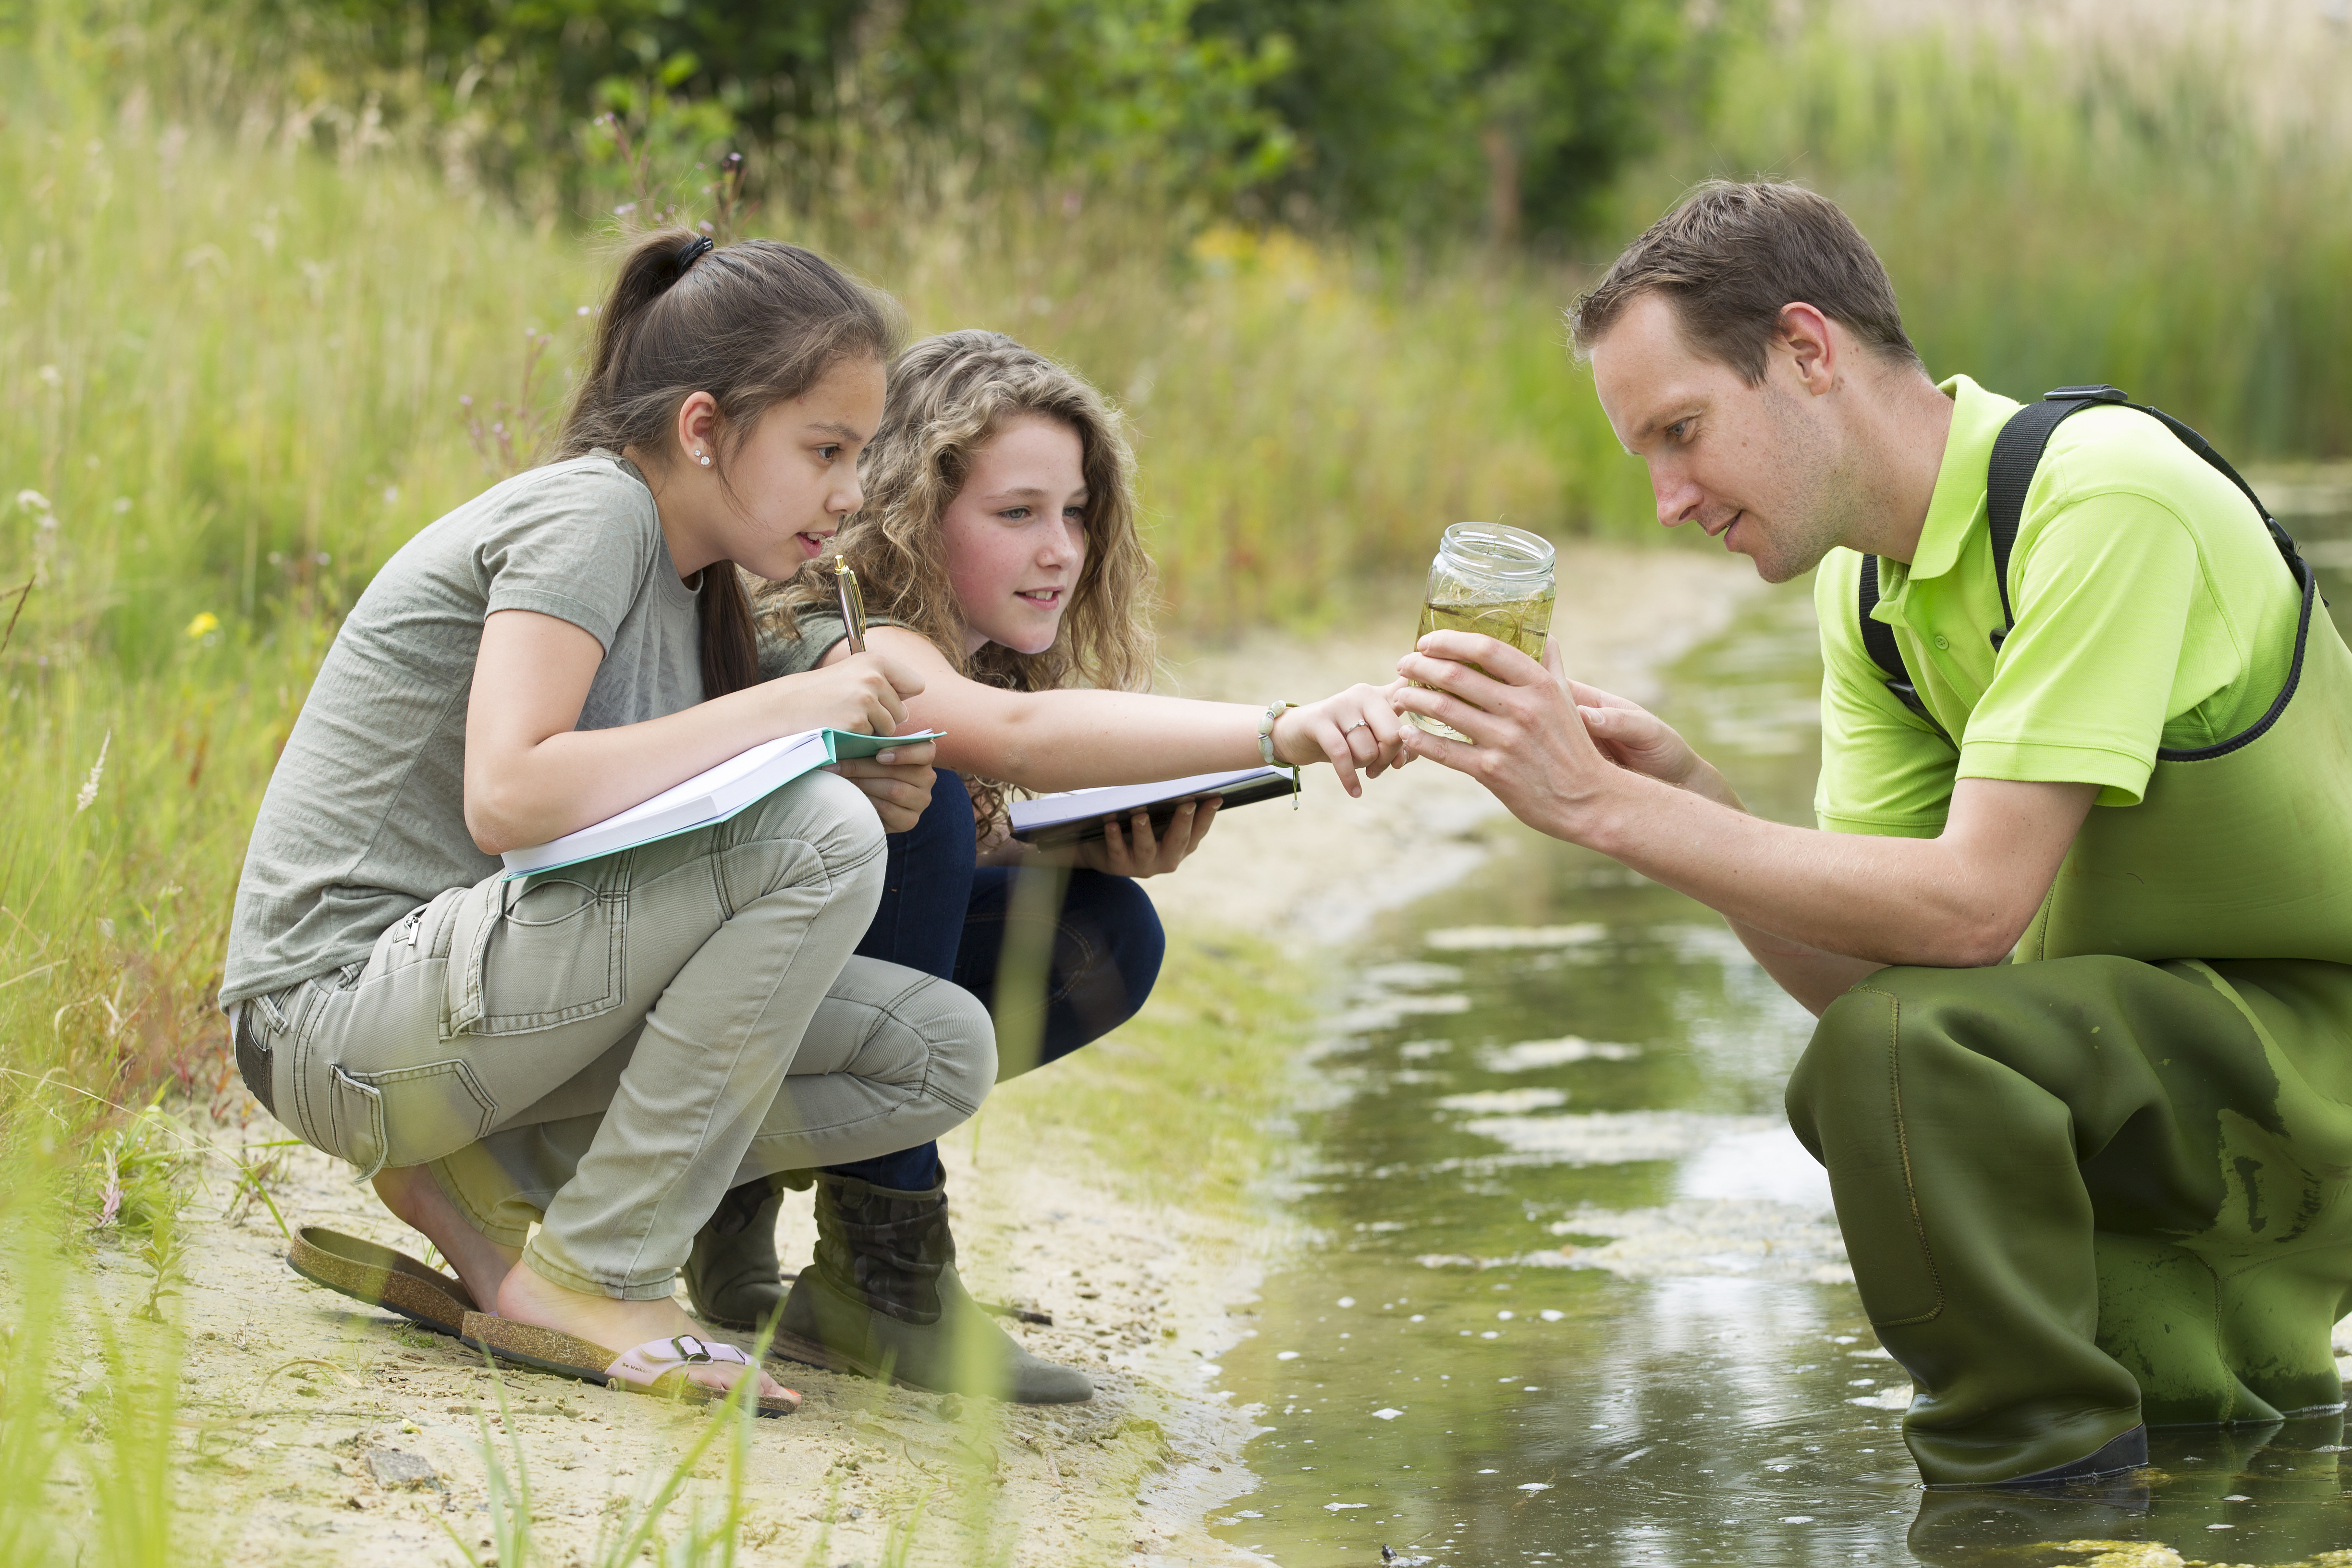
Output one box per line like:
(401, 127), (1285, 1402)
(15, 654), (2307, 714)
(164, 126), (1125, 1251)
(184, 612), (219, 638)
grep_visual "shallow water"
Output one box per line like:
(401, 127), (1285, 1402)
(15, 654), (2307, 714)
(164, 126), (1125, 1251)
(1210, 512), (2352, 1568)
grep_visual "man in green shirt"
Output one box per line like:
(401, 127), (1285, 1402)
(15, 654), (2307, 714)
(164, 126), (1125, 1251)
(1396, 180), (2352, 1489)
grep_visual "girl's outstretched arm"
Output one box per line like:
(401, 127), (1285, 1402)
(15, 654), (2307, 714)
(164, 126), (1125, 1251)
(464, 608), (931, 855)
(824, 626), (1406, 796)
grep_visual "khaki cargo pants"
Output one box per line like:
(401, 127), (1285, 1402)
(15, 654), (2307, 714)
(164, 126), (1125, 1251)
(240, 772), (996, 1301)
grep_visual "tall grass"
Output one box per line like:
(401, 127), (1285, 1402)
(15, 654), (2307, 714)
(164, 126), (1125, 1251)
(0, 13), (1657, 1145)
(1615, 0), (2352, 457)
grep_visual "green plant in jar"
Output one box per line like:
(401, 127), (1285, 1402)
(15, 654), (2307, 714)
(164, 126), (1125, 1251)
(1407, 522), (1557, 741)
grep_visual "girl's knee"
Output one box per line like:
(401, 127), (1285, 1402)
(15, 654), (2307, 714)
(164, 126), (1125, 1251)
(849, 969), (997, 1119)
(734, 770), (888, 885)
(915, 977), (998, 1117)
(1084, 872), (1166, 1000)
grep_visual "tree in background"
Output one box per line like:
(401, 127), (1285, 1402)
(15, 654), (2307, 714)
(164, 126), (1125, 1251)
(266, 0), (1291, 215)
(221, 0), (1721, 246)
(1194, 0), (1722, 246)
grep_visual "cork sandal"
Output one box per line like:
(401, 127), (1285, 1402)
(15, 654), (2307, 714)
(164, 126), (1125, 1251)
(287, 1227), (478, 1337)
(459, 1311), (800, 1417)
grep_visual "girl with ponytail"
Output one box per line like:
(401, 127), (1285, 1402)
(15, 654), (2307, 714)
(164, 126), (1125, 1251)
(221, 232), (995, 1413)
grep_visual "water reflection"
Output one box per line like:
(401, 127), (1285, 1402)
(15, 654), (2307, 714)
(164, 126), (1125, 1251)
(1212, 511), (2352, 1567)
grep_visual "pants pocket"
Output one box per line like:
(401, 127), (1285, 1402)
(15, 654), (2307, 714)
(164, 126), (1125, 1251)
(329, 1066), (389, 1180)
(333, 1058), (499, 1178)
(454, 874), (628, 1036)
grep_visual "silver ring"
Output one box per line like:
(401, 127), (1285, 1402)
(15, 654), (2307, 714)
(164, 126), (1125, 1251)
(1343, 720), (1365, 734)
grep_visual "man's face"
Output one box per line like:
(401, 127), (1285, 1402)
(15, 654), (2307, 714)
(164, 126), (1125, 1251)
(1589, 293), (1850, 584)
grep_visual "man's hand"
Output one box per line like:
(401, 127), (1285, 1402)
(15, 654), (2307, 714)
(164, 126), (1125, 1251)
(1568, 680), (1742, 810)
(828, 739), (938, 835)
(1394, 632), (1626, 841)
(1076, 797), (1219, 878)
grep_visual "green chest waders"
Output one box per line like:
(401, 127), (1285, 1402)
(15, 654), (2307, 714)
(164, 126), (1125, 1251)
(1789, 387), (2352, 1487)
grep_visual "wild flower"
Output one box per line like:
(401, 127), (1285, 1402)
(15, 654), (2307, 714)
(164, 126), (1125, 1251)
(183, 612), (218, 638)
(76, 730), (111, 813)
(94, 1145), (122, 1229)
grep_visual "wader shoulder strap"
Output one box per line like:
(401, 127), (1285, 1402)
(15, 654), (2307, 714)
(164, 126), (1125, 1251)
(1982, 384), (2303, 650)
(1859, 384), (2302, 684)
(1855, 553), (1940, 729)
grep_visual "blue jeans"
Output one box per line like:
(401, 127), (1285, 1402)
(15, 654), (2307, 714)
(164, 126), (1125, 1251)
(826, 771), (1165, 1191)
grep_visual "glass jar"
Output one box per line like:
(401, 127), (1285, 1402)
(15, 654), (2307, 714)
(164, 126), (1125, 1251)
(1405, 521), (1557, 740)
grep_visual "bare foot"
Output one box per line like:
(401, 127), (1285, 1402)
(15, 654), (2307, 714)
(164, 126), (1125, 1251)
(496, 1261), (796, 1405)
(371, 1164), (520, 1308)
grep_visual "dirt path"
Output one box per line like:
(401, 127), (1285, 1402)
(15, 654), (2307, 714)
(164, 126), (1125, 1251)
(88, 543), (1759, 1567)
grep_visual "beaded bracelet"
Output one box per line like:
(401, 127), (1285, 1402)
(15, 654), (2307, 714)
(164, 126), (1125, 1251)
(1260, 699), (1303, 808)
(1257, 699), (1296, 768)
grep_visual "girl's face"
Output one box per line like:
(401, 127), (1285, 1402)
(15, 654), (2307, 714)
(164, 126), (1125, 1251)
(941, 414), (1089, 656)
(683, 355), (886, 581)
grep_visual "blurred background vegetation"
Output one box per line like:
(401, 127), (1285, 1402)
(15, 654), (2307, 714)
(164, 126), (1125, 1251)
(0, 0), (2350, 1261)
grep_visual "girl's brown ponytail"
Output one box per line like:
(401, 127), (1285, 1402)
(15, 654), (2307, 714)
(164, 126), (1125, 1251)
(560, 229), (901, 699)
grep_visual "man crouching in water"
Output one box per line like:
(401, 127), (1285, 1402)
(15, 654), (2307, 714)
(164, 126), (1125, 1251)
(1399, 179), (2352, 1490)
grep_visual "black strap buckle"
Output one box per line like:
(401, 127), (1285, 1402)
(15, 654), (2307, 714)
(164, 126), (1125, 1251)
(2043, 384), (2130, 404)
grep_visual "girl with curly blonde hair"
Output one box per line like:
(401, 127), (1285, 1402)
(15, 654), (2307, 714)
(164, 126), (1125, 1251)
(689, 329), (1408, 1404)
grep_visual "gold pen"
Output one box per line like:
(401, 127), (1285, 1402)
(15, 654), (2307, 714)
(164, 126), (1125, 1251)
(834, 555), (868, 654)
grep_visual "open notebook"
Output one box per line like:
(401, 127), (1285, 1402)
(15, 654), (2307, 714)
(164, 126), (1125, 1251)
(1007, 765), (1297, 851)
(502, 728), (944, 878)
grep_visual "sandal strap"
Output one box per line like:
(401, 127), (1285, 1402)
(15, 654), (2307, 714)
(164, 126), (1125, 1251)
(604, 1334), (753, 1389)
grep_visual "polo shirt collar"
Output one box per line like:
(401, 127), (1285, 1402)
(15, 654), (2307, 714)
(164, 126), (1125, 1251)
(1901, 374), (2015, 582)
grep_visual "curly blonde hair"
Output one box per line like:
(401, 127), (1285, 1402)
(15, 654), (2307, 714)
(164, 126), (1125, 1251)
(758, 329), (1158, 833)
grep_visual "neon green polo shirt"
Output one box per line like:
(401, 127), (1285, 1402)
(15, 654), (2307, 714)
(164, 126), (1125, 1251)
(1813, 375), (2301, 838)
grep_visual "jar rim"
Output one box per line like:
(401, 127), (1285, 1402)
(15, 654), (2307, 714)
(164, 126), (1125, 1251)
(1439, 521), (1555, 577)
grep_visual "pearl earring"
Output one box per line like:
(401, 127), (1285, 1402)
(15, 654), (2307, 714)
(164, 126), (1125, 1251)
(697, 451), (711, 466)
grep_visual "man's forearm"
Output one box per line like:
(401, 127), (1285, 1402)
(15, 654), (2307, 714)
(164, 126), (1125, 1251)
(1726, 916), (1884, 1016)
(1644, 756), (1887, 1011)
(1396, 632), (2088, 989)
(1575, 774), (2029, 970)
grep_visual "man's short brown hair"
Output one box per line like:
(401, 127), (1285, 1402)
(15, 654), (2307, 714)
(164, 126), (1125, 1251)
(1569, 180), (1921, 384)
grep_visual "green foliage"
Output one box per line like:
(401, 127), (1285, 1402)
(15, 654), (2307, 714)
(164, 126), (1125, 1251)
(56, 0), (1721, 245)
(209, 0), (1301, 216)
(1195, 0), (1727, 242)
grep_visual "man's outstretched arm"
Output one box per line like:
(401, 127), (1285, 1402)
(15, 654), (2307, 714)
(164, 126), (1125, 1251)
(1396, 632), (2095, 1016)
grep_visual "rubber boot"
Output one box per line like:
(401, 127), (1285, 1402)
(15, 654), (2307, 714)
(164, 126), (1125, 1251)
(684, 1177), (789, 1332)
(774, 1173), (1092, 1404)
(1920, 1423), (2149, 1491)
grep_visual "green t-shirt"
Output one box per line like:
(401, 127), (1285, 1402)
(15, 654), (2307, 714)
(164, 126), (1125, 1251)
(1813, 374), (2300, 838)
(223, 453), (704, 1004)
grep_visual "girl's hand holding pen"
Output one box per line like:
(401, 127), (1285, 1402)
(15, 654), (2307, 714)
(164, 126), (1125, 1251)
(776, 649), (925, 738)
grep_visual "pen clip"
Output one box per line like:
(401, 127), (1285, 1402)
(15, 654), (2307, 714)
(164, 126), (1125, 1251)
(834, 556), (868, 655)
